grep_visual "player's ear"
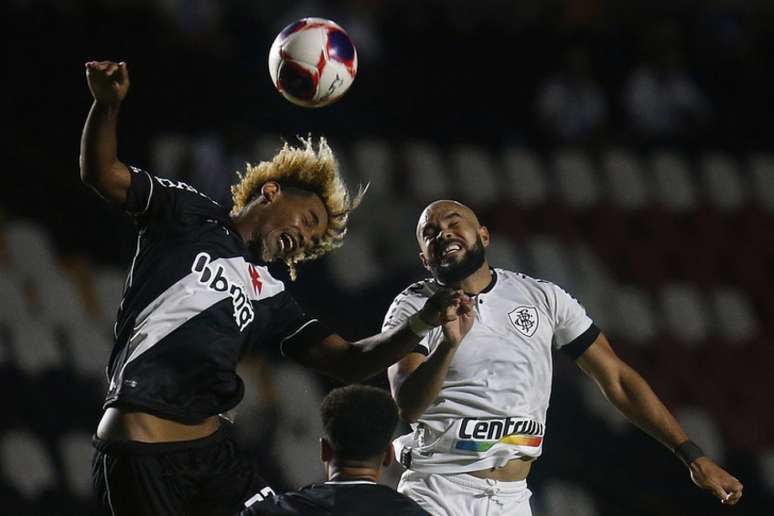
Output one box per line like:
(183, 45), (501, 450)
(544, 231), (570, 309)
(479, 226), (490, 247)
(259, 181), (281, 203)
(383, 443), (395, 467)
(320, 437), (333, 462)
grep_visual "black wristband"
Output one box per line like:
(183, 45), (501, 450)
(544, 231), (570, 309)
(674, 440), (705, 467)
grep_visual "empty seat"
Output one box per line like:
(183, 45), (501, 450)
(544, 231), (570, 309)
(65, 323), (110, 382)
(572, 245), (616, 332)
(674, 406), (725, 462)
(272, 364), (325, 487)
(708, 287), (759, 342)
(0, 431), (57, 499)
(403, 141), (450, 201)
(659, 284), (710, 345)
(10, 321), (64, 377)
(327, 228), (383, 292)
(502, 148), (548, 208)
(749, 153), (774, 212)
(701, 152), (746, 210)
(350, 139), (393, 197)
(580, 379), (628, 433)
(0, 272), (31, 325)
(540, 480), (599, 516)
(36, 273), (91, 329)
(59, 432), (94, 498)
(485, 233), (522, 271)
(602, 148), (650, 209)
(612, 286), (659, 343)
(450, 144), (499, 206)
(553, 149), (600, 209)
(93, 268), (125, 332)
(5, 220), (59, 283)
(650, 151), (697, 212)
(523, 236), (574, 292)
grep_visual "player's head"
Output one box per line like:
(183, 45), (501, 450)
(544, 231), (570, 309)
(230, 137), (366, 280)
(319, 385), (399, 471)
(416, 200), (490, 285)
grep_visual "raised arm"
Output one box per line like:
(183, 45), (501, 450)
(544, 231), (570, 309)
(387, 294), (475, 423)
(284, 290), (472, 384)
(79, 60), (132, 205)
(576, 333), (743, 506)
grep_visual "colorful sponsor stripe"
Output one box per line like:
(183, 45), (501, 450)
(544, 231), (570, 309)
(455, 434), (543, 452)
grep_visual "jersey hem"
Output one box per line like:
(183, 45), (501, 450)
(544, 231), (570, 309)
(103, 396), (235, 425)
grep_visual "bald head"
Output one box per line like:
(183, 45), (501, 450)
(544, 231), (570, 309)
(415, 200), (490, 285)
(416, 200), (481, 245)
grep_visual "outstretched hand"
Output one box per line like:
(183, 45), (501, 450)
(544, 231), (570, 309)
(85, 60), (130, 105)
(689, 457), (743, 506)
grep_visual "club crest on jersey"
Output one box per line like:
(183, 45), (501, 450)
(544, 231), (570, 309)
(191, 252), (254, 331)
(508, 306), (539, 337)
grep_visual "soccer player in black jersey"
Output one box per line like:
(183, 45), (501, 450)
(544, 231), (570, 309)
(240, 385), (429, 516)
(80, 61), (474, 516)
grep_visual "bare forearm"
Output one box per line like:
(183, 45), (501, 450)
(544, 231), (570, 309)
(602, 366), (688, 450)
(394, 341), (457, 423)
(80, 101), (120, 183)
(325, 326), (424, 383)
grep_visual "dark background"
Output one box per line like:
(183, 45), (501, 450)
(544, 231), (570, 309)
(3, 1), (773, 515)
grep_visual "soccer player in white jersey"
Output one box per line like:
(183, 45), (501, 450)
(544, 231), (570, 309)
(384, 200), (743, 515)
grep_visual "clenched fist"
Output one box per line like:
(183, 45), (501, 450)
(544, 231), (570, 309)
(85, 61), (129, 106)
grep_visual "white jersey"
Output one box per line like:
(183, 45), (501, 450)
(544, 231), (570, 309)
(383, 268), (599, 474)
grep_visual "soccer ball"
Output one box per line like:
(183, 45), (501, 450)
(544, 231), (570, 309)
(268, 18), (358, 108)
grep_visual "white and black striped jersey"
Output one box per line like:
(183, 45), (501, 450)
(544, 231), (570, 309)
(104, 166), (331, 423)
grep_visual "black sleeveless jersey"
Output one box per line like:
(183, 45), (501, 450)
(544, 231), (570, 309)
(103, 167), (331, 423)
(240, 481), (429, 516)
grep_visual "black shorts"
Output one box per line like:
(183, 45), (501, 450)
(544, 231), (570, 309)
(92, 424), (270, 516)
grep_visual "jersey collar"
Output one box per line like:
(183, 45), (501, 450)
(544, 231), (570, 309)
(463, 267), (497, 297)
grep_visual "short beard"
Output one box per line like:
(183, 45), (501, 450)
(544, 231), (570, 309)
(431, 236), (486, 286)
(248, 238), (271, 264)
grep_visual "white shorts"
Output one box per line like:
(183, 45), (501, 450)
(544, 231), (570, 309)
(397, 469), (533, 516)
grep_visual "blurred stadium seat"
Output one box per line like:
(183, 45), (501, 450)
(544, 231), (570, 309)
(650, 151), (697, 212)
(602, 148), (651, 209)
(59, 432), (95, 499)
(403, 141), (450, 202)
(553, 149), (600, 209)
(0, 431), (57, 499)
(750, 154), (774, 212)
(659, 283), (711, 346)
(501, 148), (548, 208)
(539, 480), (599, 516)
(271, 364), (326, 488)
(450, 144), (500, 207)
(700, 152), (746, 211)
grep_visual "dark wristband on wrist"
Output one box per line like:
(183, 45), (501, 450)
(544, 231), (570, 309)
(674, 440), (705, 467)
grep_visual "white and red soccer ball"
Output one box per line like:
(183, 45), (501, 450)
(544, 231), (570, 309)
(268, 18), (358, 108)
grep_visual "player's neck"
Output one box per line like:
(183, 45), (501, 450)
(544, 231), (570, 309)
(453, 262), (493, 295)
(326, 460), (381, 483)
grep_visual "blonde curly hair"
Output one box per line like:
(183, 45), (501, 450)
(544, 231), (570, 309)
(231, 136), (366, 280)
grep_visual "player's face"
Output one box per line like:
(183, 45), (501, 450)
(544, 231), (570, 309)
(416, 201), (489, 284)
(250, 189), (329, 263)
